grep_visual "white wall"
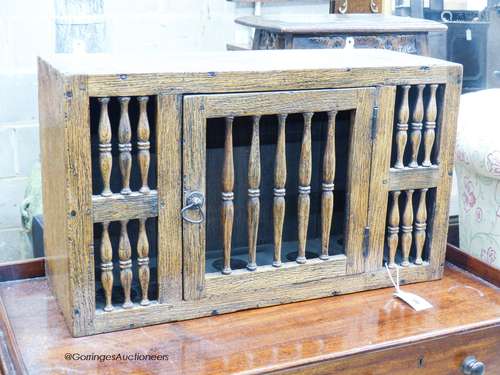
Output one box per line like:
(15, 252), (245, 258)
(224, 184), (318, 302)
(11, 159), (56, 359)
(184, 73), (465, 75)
(0, 0), (55, 261)
(0, 0), (332, 261)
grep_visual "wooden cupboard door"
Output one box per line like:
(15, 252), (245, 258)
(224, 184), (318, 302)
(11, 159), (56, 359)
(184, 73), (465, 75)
(183, 88), (376, 300)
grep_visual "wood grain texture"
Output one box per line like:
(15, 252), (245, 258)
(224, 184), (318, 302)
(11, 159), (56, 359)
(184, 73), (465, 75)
(320, 111), (337, 260)
(38, 58), (73, 331)
(387, 191), (401, 269)
(400, 190), (414, 267)
(274, 325), (500, 375)
(157, 94), (183, 303)
(137, 218), (150, 306)
(199, 89), (359, 118)
(366, 86), (396, 271)
(235, 14), (446, 34)
(118, 97), (132, 195)
(414, 189), (428, 265)
(183, 96), (207, 300)
(330, 0), (383, 14)
(422, 84), (438, 167)
(289, 33), (423, 54)
(85, 66), (453, 97)
(409, 84), (424, 168)
(1, 265), (498, 374)
(181, 88), (369, 314)
(92, 191), (158, 223)
(394, 85), (410, 169)
(0, 291), (27, 375)
(0, 258), (45, 282)
(345, 89), (375, 274)
(446, 243), (500, 287)
(100, 222), (113, 312)
(97, 97), (112, 197)
(96, 263), (435, 334)
(39, 50), (458, 97)
(37, 52), (462, 336)
(247, 115), (261, 271)
(221, 117), (235, 275)
(427, 74), (462, 274)
(62, 75), (95, 337)
(388, 167), (439, 191)
(137, 96), (151, 194)
(118, 220), (133, 309)
(273, 114), (287, 268)
(297, 112), (313, 264)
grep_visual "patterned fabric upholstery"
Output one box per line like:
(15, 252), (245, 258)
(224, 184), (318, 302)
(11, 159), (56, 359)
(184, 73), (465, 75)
(455, 89), (500, 270)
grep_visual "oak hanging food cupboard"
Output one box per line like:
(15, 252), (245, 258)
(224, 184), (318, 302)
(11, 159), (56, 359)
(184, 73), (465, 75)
(38, 49), (462, 336)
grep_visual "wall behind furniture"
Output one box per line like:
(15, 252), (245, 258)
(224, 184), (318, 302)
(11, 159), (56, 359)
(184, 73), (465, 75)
(0, 0), (55, 261)
(0, 0), (330, 262)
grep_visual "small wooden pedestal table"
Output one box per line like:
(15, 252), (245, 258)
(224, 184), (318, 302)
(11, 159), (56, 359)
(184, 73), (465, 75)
(235, 14), (447, 56)
(0, 264), (499, 374)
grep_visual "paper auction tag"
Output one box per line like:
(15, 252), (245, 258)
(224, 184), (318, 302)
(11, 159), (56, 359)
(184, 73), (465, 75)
(393, 290), (433, 311)
(385, 263), (433, 312)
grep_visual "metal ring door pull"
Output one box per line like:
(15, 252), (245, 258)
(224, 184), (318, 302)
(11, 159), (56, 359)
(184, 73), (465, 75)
(181, 191), (205, 224)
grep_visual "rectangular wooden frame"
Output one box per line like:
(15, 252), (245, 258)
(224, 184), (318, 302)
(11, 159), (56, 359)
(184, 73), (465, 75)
(38, 50), (462, 336)
(182, 88), (375, 300)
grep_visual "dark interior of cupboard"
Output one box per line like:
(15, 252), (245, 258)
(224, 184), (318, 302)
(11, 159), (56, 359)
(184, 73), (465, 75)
(205, 111), (353, 273)
(89, 97), (158, 308)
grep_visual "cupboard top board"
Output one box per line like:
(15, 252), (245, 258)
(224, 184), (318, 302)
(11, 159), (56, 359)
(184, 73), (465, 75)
(39, 49), (461, 97)
(40, 49), (458, 76)
(235, 14), (447, 34)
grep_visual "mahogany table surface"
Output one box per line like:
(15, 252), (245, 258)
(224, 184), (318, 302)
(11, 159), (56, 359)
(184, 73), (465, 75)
(0, 264), (498, 375)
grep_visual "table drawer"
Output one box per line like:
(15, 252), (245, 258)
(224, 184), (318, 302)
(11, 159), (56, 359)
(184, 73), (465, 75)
(278, 324), (500, 375)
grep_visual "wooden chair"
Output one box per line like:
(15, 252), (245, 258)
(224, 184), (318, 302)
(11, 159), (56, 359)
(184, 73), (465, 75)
(329, 0), (383, 14)
(227, 0), (386, 14)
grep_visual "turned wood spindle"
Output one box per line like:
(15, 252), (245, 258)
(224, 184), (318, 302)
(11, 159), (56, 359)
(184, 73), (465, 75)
(387, 191), (401, 269)
(118, 97), (132, 195)
(394, 85), (410, 169)
(100, 221), (114, 312)
(137, 218), (150, 305)
(273, 114), (287, 267)
(247, 115), (261, 271)
(221, 117), (235, 275)
(297, 112), (313, 264)
(400, 190), (414, 267)
(414, 189), (428, 265)
(409, 84), (425, 168)
(119, 220), (133, 308)
(137, 96), (151, 194)
(98, 97), (112, 197)
(423, 84), (438, 167)
(321, 110), (337, 260)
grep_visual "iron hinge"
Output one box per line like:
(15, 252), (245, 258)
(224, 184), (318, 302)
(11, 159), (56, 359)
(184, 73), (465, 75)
(363, 226), (370, 258)
(371, 106), (379, 141)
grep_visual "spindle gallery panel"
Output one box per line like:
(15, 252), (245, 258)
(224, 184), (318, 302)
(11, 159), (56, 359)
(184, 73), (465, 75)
(90, 96), (159, 311)
(382, 84), (445, 269)
(182, 88), (375, 300)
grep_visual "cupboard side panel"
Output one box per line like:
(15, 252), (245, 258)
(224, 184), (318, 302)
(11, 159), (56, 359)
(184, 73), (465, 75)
(38, 59), (73, 330)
